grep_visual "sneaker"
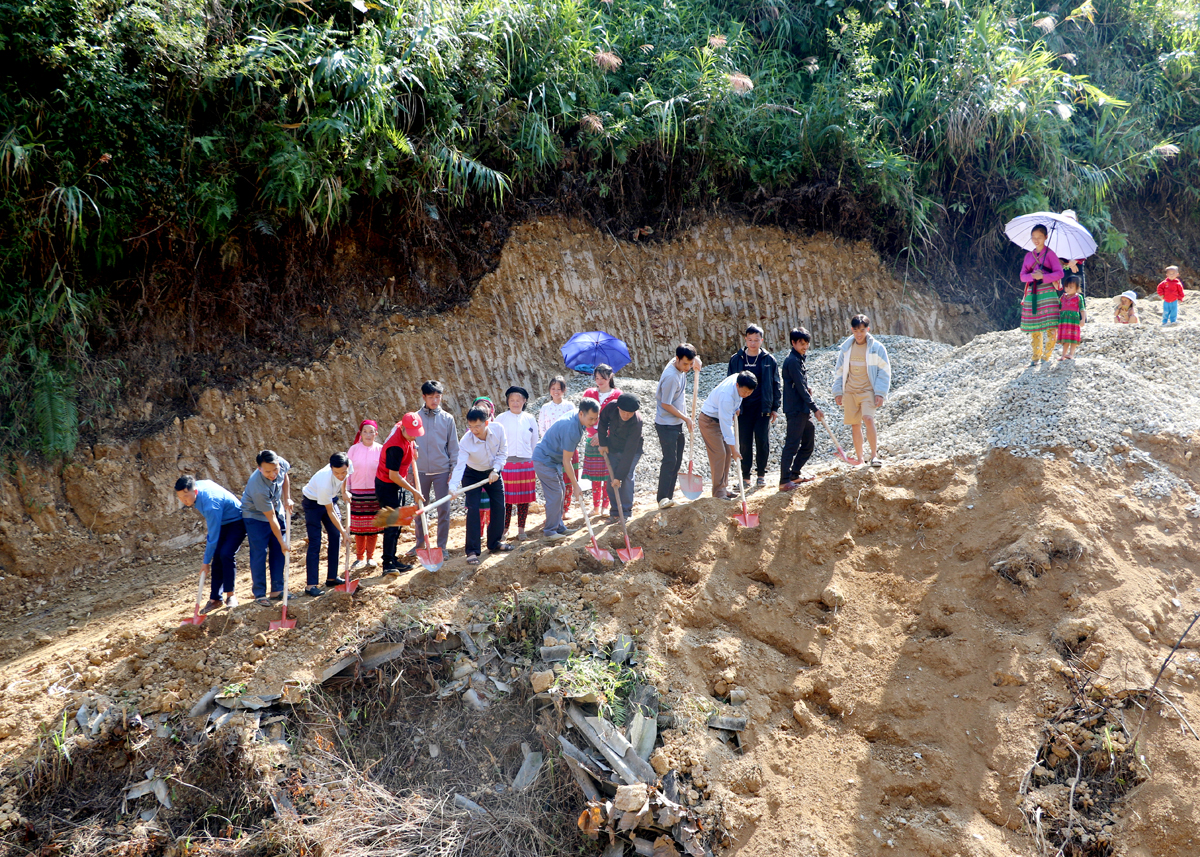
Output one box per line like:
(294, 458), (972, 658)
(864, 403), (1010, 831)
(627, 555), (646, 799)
(516, 531), (529, 542)
(366, 559), (379, 569)
(304, 586), (325, 598)
(350, 559), (369, 572)
(658, 498), (675, 509)
(200, 599), (223, 615)
(755, 477), (766, 488)
(382, 567), (401, 579)
(325, 576), (346, 587)
(544, 531), (568, 542)
(223, 593), (239, 608)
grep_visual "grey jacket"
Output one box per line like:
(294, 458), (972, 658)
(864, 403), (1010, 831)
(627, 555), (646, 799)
(414, 407), (459, 474)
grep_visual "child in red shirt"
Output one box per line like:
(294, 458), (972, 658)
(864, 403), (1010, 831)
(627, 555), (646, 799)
(1157, 265), (1185, 325)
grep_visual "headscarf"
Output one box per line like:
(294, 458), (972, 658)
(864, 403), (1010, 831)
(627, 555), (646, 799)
(353, 418), (379, 446)
(472, 396), (495, 420)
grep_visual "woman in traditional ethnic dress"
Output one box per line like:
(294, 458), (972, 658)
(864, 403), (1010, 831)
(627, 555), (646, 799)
(1019, 224), (1064, 366)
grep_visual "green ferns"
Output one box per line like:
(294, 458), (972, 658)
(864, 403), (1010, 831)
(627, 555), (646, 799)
(1, 0), (1199, 456)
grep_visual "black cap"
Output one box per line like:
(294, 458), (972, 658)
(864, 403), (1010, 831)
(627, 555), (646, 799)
(505, 386), (529, 401)
(616, 393), (640, 412)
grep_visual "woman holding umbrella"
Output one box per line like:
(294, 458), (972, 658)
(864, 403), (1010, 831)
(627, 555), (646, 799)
(1019, 224), (1065, 366)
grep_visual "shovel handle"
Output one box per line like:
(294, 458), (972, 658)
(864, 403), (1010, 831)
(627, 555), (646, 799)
(431, 478), (491, 512)
(195, 567), (207, 607)
(687, 369), (699, 466)
(412, 467), (431, 545)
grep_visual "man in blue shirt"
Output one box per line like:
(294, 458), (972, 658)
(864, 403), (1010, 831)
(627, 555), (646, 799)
(175, 475), (246, 613)
(533, 398), (600, 540)
(241, 450), (292, 605)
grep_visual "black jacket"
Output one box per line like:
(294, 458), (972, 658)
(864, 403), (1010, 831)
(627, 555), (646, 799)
(596, 402), (644, 480)
(727, 348), (781, 415)
(781, 349), (817, 418)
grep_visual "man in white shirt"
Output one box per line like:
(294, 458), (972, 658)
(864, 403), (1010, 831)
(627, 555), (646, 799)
(654, 343), (701, 508)
(698, 371), (757, 499)
(450, 407), (514, 563)
(301, 452), (352, 596)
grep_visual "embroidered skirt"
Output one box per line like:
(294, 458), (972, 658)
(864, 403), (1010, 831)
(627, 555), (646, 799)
(1020, 281), (1062, 333)
(349, 488), (383, 535)
(582, 435), (609, 481)
(502, 459), (537, 504)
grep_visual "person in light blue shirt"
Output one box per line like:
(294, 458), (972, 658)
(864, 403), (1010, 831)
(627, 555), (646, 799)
(175, 475), (246, 613)
(533, 398), (600, 539)
(698, 370), (757, 499)
(241, 450), (292, 604)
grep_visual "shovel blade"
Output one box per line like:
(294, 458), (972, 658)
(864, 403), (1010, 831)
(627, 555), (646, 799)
(333, 579), (360, 594)
(733, 511), (760, 528)
(416, 548), (444, 572)
(836, 450), (862, 465)
(617, 546), (643, 562)
(180, 608), (205, 626)
(587, 545), (614, 563)
(270, 607), (296, 631)
(678, 471), (704, 500)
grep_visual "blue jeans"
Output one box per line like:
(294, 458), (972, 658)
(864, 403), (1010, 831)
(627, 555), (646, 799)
(605, 450), (642, 518)
(1163, 300), (1179, 324)
(302, 497), (341, 586)
(209, 519), (246, 600)
(244, 516), (286, 598)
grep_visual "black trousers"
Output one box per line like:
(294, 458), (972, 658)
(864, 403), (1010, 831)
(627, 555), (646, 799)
(737, 409), (771, 480)
(780, 413), (816, 483)
(464, 467), (504, 555)
(654, 423), (686, 502)
(302, 497), (340, 586)
(374, 477), (408, 569)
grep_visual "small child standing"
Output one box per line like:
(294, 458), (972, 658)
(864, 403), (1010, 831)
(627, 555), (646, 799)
(495, 386), (540, 540)
(1057, 276), (1086, 360)
(1157, 265), (1185, 325)
(1114, 290), (1140, 325)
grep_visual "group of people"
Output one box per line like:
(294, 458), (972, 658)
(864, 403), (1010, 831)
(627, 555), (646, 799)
(173, 316), (894, 608)
(1020, 223), (1186, 363)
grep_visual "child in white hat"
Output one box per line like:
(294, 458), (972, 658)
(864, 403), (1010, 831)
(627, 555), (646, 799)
(1114, 290), (1140, 325)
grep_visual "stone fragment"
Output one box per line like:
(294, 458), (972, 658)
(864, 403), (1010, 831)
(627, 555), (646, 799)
(536, 546), (577, 575)
(792, 700), (814, 729)
(613, 783), (648, 812)
(820, 584), (845, 609)
(531, 670), (555, 693)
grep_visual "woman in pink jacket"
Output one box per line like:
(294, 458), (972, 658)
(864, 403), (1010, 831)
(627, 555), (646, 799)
(346, 419), (383, 570)
(1019, 224), (1064, 366)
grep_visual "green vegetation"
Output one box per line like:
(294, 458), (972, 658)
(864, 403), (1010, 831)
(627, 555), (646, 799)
(1, 0), (1197, 456)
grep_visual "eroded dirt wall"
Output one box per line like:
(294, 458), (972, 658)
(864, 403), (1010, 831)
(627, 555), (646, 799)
(0, 216), (988, 579)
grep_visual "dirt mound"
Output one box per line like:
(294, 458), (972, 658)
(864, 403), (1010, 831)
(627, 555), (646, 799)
(3, 429), (1199, 855)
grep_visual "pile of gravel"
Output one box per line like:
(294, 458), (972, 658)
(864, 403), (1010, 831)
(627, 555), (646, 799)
(525, 323), (1199, 515)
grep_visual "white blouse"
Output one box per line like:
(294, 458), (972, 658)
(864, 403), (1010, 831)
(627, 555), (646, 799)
(538, 399), (578, 436)
(495, 411), (540, 459)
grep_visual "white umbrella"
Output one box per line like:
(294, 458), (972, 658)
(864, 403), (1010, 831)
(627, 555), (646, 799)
(1004, 211), (1097, 260)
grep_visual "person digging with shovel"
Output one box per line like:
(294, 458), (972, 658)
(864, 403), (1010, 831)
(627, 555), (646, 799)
(175, 475), (246, 614)
(779, 327), (823, 491)
(654, 343), (701, 509)
(598, 392), (644, 522)
(374, 413), (425, 576)
(698, 371), (757, 499)
(449, 406), (514, 565)
(534, 397), (600, 541)
(241, 450), (292, 607)
(299, 452), (353, 597)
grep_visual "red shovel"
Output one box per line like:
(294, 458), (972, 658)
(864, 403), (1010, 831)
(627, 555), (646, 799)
(411, 469), (443, 572)
(678, 368), (704, 500)
(573, 477), (613, 562)
(603, 453), (643, 562)
(731, 421), (759, 528)
(270, 506), (296, 631)
(180, 567), (207, 625)
(819, 416), (861, 465)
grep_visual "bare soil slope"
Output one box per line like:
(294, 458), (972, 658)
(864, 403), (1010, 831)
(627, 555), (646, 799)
(2, 429), (1199, 856)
